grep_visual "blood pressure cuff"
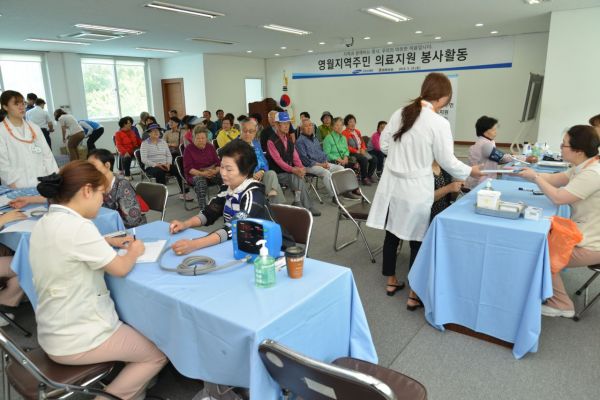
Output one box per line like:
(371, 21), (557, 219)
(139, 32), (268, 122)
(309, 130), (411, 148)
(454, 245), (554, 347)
(488, 147), (505, 163)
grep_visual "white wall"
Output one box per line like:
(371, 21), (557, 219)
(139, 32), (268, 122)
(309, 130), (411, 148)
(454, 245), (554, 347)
(537, 7), (600, 148)
(160, 54), (206, 118)
(266, 33), (548, 144)
(203, 54), (266, 117)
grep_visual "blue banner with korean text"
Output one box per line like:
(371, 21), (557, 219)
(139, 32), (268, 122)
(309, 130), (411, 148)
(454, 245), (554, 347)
(292, 37), (513, 80)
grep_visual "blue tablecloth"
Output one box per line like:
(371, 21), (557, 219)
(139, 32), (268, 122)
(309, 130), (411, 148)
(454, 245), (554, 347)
(408, 179), (565, 359)
(0, 207), (125, 306)
(106, 221), (377, 399)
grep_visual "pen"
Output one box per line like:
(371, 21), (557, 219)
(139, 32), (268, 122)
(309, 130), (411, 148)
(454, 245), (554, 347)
(132, 228), (136, 241)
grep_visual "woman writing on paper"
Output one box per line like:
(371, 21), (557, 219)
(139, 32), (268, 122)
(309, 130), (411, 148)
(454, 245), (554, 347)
(169, 140), (269, 255)
(519, 125), (600, 318)
(29, 161), (167, 400)
(366, 72), (482, 309)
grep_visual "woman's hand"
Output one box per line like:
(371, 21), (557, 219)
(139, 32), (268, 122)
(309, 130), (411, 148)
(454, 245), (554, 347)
(470, 164), (485, 178)
(127, 240), (145, 258)
(106, 235), (135, 249)
(171, 239), (198, 256)
(518, 167), (538, 181)
(169, 219), (188, 234)
(446, 181), (464, 193)
(253, 170), (265, 181)
(8, 197), (31, 209)
(0, 210), (27, 226)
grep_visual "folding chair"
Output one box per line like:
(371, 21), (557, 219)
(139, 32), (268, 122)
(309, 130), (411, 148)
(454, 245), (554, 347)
(269, 204), (313, 256)
(179, 143), (185, 156)
(135, 182), (168, 221)
(259, 339), (427, 400)
(331, 169), (383, 263)
(112, 136), (122, 174)
(0, 329), (119, 400)
(0, 279), (30, 337)
(573, 264), (600, 321)
(174, 156), (199, 211)
(133, 149), (151, 182)
(305, 173), (324, 204)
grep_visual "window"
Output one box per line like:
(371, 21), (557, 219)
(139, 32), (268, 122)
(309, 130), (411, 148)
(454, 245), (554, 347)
(0, 54), (47, 100)
(244, 78), (263, 112)
(81, 58), (149, 120)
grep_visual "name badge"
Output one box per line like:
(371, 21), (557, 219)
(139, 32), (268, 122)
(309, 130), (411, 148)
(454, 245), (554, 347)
(31, 144), (42, 154)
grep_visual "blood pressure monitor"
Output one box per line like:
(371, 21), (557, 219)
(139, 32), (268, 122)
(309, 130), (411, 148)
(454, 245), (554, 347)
(231, 218), (282, 262)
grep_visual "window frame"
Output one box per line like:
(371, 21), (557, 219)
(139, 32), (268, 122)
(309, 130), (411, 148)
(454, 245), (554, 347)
(81, 55), (152, 122)
(0, 51), (51, 110)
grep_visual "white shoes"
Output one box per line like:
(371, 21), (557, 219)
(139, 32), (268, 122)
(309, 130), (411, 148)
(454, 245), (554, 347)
(0, 313), (15, 327)
(179, 193), (195, 201)
(541, 305), (575, 318)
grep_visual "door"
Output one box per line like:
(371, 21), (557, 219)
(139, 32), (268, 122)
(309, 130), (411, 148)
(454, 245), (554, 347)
(161, 78), (186, 122)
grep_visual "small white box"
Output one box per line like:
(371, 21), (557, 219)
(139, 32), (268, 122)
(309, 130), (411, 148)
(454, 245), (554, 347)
(524, 206), (542, 221)
(477, 189), (501, 210)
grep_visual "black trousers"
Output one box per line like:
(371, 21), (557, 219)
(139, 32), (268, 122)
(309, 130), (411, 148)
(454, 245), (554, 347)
(146, 164), (185, 192)
(86, 127), (104, 154)
(41, 128), (51, 149)
(368, 149), (385, 173)
(382, 230), (422, 277)
(355, 153), (376, 180)
(121, 155), (133, 176)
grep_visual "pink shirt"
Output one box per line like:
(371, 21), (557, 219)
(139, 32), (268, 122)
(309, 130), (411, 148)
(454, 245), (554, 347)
(371, 131), (382, 152)
(267, 132), (303, 173)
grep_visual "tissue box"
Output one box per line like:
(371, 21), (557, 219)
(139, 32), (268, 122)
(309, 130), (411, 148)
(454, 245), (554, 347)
(477, 189), (501, 210)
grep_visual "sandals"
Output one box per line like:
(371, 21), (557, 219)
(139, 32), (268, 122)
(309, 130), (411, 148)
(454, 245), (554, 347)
(386, 282), (405, 296)
(406, 296), (424, 311)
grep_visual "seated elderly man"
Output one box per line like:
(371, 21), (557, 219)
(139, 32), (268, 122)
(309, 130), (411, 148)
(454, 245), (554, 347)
(266, 112), (321, 216)
(295, 118), (345, 202)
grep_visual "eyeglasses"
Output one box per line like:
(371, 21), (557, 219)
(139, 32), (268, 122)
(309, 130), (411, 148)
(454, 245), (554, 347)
(559, 143), (571, 148)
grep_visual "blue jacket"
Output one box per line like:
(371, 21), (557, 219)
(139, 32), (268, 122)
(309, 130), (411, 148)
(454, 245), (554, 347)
(295, 133), (327, 167)
(238, 138), (269, 173)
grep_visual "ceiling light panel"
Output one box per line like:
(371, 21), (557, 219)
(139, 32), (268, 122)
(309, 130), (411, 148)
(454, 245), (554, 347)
(145, 1), (224, 18)
(74, 23), (144, 35)
(263, 24), (311, 35)
(136, 47), (180, 53)
(364, 7), (411, 22)
(26, 38), (89, 45)
(189, 37), (237, 45)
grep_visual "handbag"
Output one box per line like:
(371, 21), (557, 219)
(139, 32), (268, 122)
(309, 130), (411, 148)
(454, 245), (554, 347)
(136, 194), (150, 213)
(548, 216), (583, 274)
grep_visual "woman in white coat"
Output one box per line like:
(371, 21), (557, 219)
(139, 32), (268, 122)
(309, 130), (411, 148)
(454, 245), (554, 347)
(366, 73), (482, 308)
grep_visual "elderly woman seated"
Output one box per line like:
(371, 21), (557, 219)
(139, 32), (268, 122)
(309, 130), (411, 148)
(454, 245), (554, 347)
(465, 116), (512, 188)
(183, 126), (222, 209)
(519, 125), (600, 318)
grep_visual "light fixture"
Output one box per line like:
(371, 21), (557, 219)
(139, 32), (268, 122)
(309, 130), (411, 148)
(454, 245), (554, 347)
(263, 24), (311, 35)
(307, 50), (314, 53)
(415, 30), (423, 34)
(434, 36), (442, 40)
(145, 1), (224, 18)
(386, 41), (393, 45)
(26, 38), (90, 45)
(274, 53), (280, 56)
(524, 0), (549, 4)
(363, 36), (371, 40)
(364, 6), (411, 23)
(189, 37), (236, 45)
(74, 23), (144, 35)
(318, 42), (325, 45)
(246, 50), (253, 53)
(490, 31), (498, 34)
(136, 47), (180, 53)
(280, 46), (287, 50)
(475, 23), (484, 27)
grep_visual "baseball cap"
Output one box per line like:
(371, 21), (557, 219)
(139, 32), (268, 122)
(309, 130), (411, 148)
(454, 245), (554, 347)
(275, 111), (291, 122)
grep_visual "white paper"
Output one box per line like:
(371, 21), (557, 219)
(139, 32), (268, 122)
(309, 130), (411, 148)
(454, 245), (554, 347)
(1, 219), (38, 233)
(481, 169), (519, 174)
(118, 240), (167, 263)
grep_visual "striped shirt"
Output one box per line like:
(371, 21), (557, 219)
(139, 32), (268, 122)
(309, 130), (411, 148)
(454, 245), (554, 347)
(140, 139), (172, 167)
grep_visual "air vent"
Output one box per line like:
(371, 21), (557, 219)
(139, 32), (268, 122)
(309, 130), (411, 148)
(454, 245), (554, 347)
(189, 37), (237, 45)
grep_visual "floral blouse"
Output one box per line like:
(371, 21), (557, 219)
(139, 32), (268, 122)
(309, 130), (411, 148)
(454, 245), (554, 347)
(103, 175), (146, 228)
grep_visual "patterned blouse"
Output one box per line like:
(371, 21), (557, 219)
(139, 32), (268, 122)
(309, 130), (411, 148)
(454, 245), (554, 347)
(431, 169), (452, 221)
(103, 175), (147, 228)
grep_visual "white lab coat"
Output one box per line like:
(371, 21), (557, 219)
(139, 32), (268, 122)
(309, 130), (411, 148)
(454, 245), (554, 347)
(366, 102), (471, 241)
(0, 118), (58, 188)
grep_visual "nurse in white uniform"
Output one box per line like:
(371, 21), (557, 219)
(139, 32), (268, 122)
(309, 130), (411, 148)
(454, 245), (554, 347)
(0, 90), (58, 189)
(366, 73), (482, 306)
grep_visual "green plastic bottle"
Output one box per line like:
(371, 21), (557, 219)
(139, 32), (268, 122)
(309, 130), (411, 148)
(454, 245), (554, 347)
(254, 239), (276, 288)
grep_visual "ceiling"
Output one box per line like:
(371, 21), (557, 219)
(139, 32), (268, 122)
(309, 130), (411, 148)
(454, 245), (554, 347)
(1, 0), (599, 59)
